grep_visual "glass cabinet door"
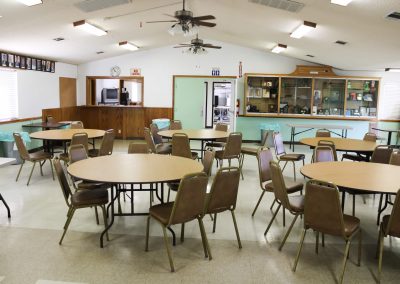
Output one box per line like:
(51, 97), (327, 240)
(346, 79), (378, 117)
(246, 76), (279, 114)
(313, 78), (345, 116)
(280, 78), (312, 114)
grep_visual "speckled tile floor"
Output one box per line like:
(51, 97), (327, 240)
(0, 140), (399, 283)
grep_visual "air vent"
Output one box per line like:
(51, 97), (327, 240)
(96, 51), (104, 54)
(306, 54), (315, 58)
(74, 0), (131, 13)
(248, 0), (304, 13)
(53, 37), (65, 42)
(386, 11), (400, 20)
(335, 40), (347, 45)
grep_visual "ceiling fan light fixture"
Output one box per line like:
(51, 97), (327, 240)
(331, 0), (352, 6)
(17, 0), (42, 6)
(73, 20), (107, 36)
(119, 41), (139, 51)
(290, 21), (317, 39)
(271, 44), (287, 54)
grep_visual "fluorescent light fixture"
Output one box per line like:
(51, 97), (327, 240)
(17, 0), (42, 6)
(73, 20), (107, 36)
(271, 44), (287, 54)
(331, 0), (352, 6)
(385, 68), (400, 72)
(119, 41), (139, 51)
(290, 21), (317, 39)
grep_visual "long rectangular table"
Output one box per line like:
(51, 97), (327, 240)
(288, 123), (353, 151)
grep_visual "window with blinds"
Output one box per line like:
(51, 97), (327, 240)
(0, 69), (18, 121)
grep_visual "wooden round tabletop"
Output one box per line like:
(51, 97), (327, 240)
(30, 129), (105, 140)
(67, 153), (204, 184)
(301, 161), (400, 194)
(158, 129), (229, 140)
(300, 137), (377, 152)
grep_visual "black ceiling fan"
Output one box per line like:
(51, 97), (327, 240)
(174, 34), (221, 54)
(146, 0), (216, 36)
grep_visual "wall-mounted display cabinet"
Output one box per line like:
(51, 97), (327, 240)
(244, 66), (380, 119)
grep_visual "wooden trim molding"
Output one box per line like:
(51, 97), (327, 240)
(0, 116), (42, 125)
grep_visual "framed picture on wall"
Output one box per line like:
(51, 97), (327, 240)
(51, 61), (55, 73)
(15, 55), (20, 68)
(8, 54), (14, 67)
(26, 57), (32, 70)
(37, 59), (42, 71)
(21, 56), (26, 69)
(45, 60), (51, 72)
(31, 58), (37, 70)
(1, 53), (8, 67)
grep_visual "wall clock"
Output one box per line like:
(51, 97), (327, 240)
(111, 66), (121, 77)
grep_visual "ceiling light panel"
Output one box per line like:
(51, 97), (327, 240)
(248, 0), (304, 13)
(290, 21), (317, 39)
(74, 0), (131, 13)
(271, 44), (287, 53)
(119, 41), (139, 51)
(331, 0), (352, 6)
(73, 20), (107, 36)
(17, 0), (42, 6)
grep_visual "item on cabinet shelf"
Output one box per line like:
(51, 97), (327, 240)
(356, 93), (363, 101)
(262, 89), (270, 98)
(363, 94), (373, 101)
(271, 93), (277, 99)
(269, 104), (276, 112)
(347, 81), (351, 89)
(312, 106), (317, 115)
(280, 103), (288, 113)
(130, 68), (141, 75)
(349, 92), (357, 100)
(266, 81), (272, 87)
(369, 107), (377, 116)
(359, 107), (367, 116)
(364, 81), (370, 92)
(314, 90), (321, 102)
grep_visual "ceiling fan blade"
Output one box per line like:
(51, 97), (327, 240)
(163, 13), (178, 18)
(192, 15), (216, 21)
(178, 43), (192, 46)
(203, 45), (221, 49)
(194, 21), (216, 27)
(174, 46), (191, 48)
(146, 20), (178, 23)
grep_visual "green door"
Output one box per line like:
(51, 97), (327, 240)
(174, 77), (206, 129)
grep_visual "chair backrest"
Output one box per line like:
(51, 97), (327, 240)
(371, 145), (393, 164)
(269, 160), (291, 209)
(150, 123), (163, 144)
(68, 144), (88, 164)
(70, 132), (88, 152)
(144, 128), (157, 153)
(215, 123), (228, 142)
(128, 142), (149, 154)
(13, 133), (30, 160)
(53, 157), (72, 207)
(98, 129), (115, 156)
(385, 189), (400, 238)
(206, 167), (241, 213)
(70, 121), (84, 129)
(389, 150), (400, 166)
(313, 145), (334, 163)
(170, 120), (182, 130)
(273, 132), (286, 156)
(363, 132), (377, 142)
(317, 140), (338, 161)
(257, 147), (273, 186)
(172, 133), (192, 159)
(316, 129), (331, 137)
(202, 149), (215, 176)
(168, 172), (208, 225)
(222, 132), (242, 159)
(304, 179), (346, 237)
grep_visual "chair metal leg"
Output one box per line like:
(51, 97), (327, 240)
(198, 218), (212, 260)
(292, 161), (296, 181)
(59, 208), (75, 245)
(279, 214), (299, 251)
(212, 213), (217, 233)
(352, 194), (355, 216)
(39, 160), (44, 176)
(16, 161), (24, 182)
(145, 216), (150, 251)
(49, 158), (55, 180)
(167, 188), (171, 202)
(0, 194), (11, 218)
(180, 223), (185, 243)
(339, 240), (351, 284)
(357, 229), (362, 266)
(292, 229), (307, 272)
(162, 226), (175, 272)
(251, 190), (266, 217)
(322, 233), (325, 247)
(100, 205), (109, 242)
(315, 231), (319, 254)
(27, 161), (36, 186)
(239, 155), (244, 180)
(283, 207), (286, 227)
(95, 206), (99, 225)
(231, 210), (242, 249)
(378, 228), (385, 283)
(282, 161), (289, 171)
(264, 203), (281, 236)
(377, 194), (384, 226)
(197, 218), (209, 258)
(270, 199), (276, 211)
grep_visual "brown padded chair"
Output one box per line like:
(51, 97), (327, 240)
(316, 129), (331, 137)
(70, 121), (84, 129)
(293, 179), (361, 284)
(252, 147), (303, 218)
(215, 132), (243, 177)
(53, 157), (109, 246)
(172, 133), (198, 160)
(377, 189), (400, 283)
(273, 132), (305, 181)
(341, 132), (377, 162)
(150, 123), (164, 145)
(169, 120), (182, 130)
(46, 115), (55, 123)
(265, 160), (304, 251)
(128, 142), (149, 154)
(59, 132), (88, 164)
(205, 167), (242, 248)
(145, 172), (211, 272)
(313, 145), (335, 163)
(13, 132), (54, 186)
(0, 192), (11, 218)
(205, 122), (228, 149)
(144, 128), (172, 154)
(88, 129), (115, 157)
(317, 140), (338, 161)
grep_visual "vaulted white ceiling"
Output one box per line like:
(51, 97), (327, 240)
(0, 0), (399, 70)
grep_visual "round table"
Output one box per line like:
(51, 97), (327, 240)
(68, 154), (203, 247)
(300, 137), (377, 153)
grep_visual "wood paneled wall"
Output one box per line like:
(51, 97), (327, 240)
(42, 106), (172, 139)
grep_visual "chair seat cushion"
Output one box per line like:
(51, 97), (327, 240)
(342, 153), (367, 162)
(88, 149), (99, 158)
(156, 143), (172, 155)
(262, 179), (303, 193)
(262, 181), (274, 192)
(167, 181), (180, 192)
(241, 147), (258, 156)
(29, 151), (52, 161)
(191, 152), (199, 160)
(71, 188), (108, 206)
(279, 153), (305, 161)
(343, 214), (360, 237)
(77, 181), (108, 190)
(149, 202), (174, 225)
(205, 141), (226, 148)
(288, 195), (304, 213)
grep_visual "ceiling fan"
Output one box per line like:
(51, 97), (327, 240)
(146, 0), (216, 36)
(174, 34), (221, 54)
